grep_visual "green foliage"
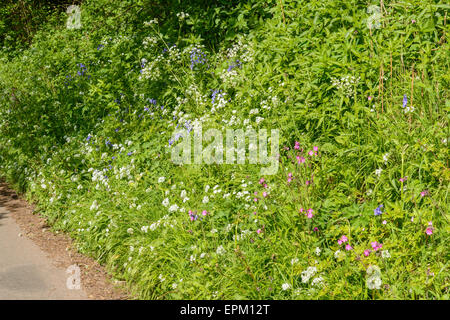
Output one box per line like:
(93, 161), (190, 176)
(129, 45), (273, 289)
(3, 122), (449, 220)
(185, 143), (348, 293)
(0, 0), (448, 299)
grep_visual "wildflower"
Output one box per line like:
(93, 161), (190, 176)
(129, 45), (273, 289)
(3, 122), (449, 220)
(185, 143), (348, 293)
(308, 150), (314, 156)
(127, 228), (134, 234)
(315, 247), (321, 256)
(306, 208), (314, 219)
(339, 235), (348, 244)
(158, 176), (165, 183)
(374, 204), (383, 216)
(375, 168), (383, 176)
(256, 229), (262, 234)
(301, 267), (317, 283)
(262, 191), (268, 198)
(425, 227), (433, 235)
(202, 210), (208, 216)
(371, 241), (382, 251)
(402, 95), (408, 108)
(216, 245), (225, 255)
(399, 176), (407, 182)
(313, 146), (318, 152)
(294, 141), (300, 150)
(282, 283), (291, 291)
(345, 244), (353, 251)
(420, 190), (428, 197)
(162, 198), (169, 207)
(202, 196), (209, 204)
(311, 276), (324, 287)
(291, 258), (299, 265)
(381, 250), (391, 259)
(363, 249), (371, 257)
(296, 156), (306, 164)
(382, 220), (387, 225)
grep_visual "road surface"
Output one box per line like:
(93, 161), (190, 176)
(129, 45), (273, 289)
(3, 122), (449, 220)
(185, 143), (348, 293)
(0, 205), (88, 299)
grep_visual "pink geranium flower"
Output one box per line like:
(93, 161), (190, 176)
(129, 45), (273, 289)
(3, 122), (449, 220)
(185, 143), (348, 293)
(363, 249), (371, 257)
(345, 244), (353, 251)
(426, 227), (433, 235)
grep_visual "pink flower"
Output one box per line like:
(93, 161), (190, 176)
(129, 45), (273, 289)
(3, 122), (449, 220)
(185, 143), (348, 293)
(253, 211), (257, 215)
(382, 220), (387, 225)
(202, 210), (208, 216)
(287, 177), (292, 183)
(299, 208), (304, 213)
(308, 150), (314, 156)
(256, 229), (262, 234)
(253, 198), (258, 202)
(363, 249), (371, 257)
(262, 191), (268, 198)
(399, 176), (408, 182)
(371, 241), (382, 251)
(345, 244), (353, 251)
(313, 227), (318, 232)
(297, 156), (305, 164)
(411, 217), (414, 222)
(254, 191), (258, 196)
(313, 146), (318, 152)
(263, 183), (268, 188)
(305, 180), (310, 185)
(259, 178), (265, 184)
(338, 240), (342, 245)
(420, 190), (428, 197)
(368, 96), (372, 101)
(428, 221), (433, 226)
(294, 141), (300, 150)
(426, 227), (433, 235)
(306, 212), (314, 219)
(340, 235), (348, 243)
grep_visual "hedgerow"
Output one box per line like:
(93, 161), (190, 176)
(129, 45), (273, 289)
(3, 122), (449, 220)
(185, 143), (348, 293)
(0, 0), (448, 299)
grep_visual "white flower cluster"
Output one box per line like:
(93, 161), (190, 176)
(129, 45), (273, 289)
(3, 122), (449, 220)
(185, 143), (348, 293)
(141, 215), (176, 233)
(301, 266), (317, 283)
(331, 75), (360, 98)
(176, 12), (189, 21)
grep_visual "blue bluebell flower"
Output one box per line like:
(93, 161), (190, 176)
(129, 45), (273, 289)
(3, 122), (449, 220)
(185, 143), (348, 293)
(374, 204), (383, 216)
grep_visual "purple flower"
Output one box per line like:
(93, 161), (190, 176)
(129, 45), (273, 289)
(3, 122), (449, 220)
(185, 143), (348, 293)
(374, 204), (383, 216)
(402, 94), (407, 108)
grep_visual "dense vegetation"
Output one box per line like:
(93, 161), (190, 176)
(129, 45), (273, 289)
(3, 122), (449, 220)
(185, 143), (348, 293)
(0, 0), (448, 299)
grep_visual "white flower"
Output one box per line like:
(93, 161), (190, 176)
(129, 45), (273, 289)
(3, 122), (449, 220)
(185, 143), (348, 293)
(127, 228), (134, 234)
(291, 258), (299, 265)
(375, 168), (383, 177)
(168, 204), (179, 212)
(158, 176), (165, 183)
(383, 153), (389, 164)
(172, 283), (178, 289)
(162, 198), (169, 207)
(315, 247), (321, 256)
(202, 196), (209, 204)
(311, 276), (324, 287)
(301, 267), (317, 283)
(381, 250), (391, 259)
(210, 228), (218, 234)
(216, 245), (225, 255)
(282, 283), (291, 291)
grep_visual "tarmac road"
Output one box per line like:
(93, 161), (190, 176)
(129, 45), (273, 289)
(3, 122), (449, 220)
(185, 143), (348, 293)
(0, 205), (88, 300)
